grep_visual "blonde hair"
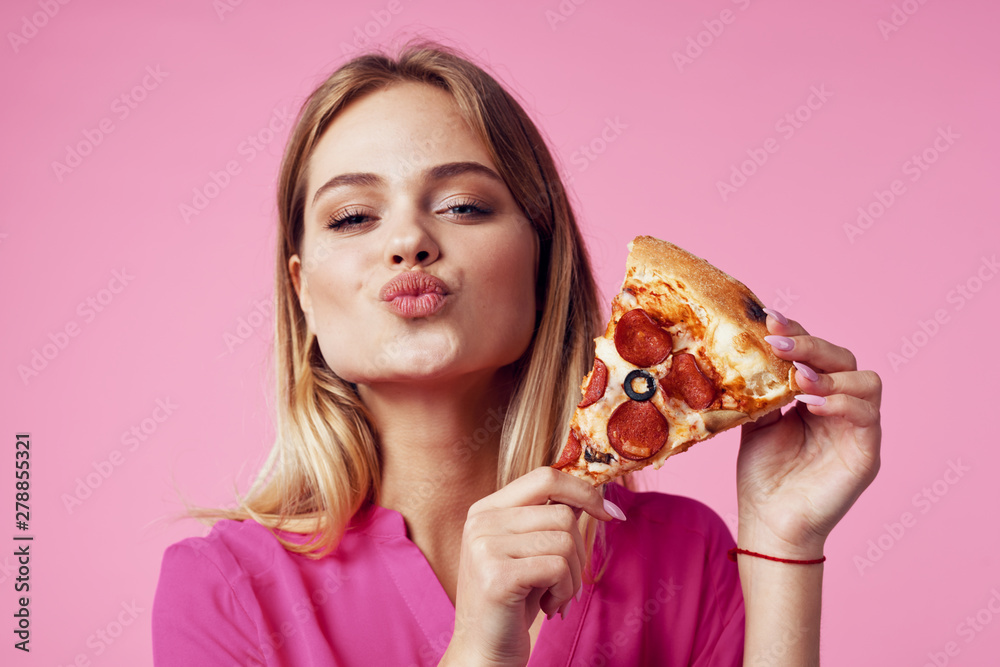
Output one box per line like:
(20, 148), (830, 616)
(177, 37), (629, 566)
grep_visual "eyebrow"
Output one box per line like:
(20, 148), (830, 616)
(310, 161), (506, 207)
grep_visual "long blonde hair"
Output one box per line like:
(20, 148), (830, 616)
(177, 37), (627, 563)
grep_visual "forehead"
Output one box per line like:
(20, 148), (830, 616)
(305, 82), (497, 197)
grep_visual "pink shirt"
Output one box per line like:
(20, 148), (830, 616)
(152, 485), (745, 665)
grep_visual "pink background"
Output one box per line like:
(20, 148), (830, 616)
(2, 0), (998, 664)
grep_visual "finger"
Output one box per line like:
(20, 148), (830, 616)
(791, 367), (882, 409)
(740, 403), (783, 436)
(763, 332), (858, 373)
(469, 505), (587, 582)
(488, 531), (582, 605)
(794, 392), (881, 429)
(471, 466), (619, 522)
(479, 504), (582, 536)
(508, 555), (575, 615)
(763, 309), (809, 336)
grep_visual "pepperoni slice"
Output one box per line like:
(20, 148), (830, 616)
(614, 309), (673, 367)
(578, 358), (609, 408)
(607, 400), (669, 461)
(663, 353), (716, 409)
(553, 430), (582, 469)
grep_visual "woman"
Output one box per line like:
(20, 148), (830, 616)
(153, 38), (882, 666)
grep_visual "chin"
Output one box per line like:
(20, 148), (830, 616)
(318, 326), (532, 387)
(321, 331), (458, 384)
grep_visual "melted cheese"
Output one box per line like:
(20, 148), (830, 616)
(573, 328), (714, 479)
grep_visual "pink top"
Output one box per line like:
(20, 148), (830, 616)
(152, 485), (745, 665)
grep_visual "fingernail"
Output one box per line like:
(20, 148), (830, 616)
(795, 394), (826, 406)
(792, 361), (819, 382)
(764, 335), (794, 351)
(562, 599), (572, 620)
(762, 308), (788, 326)
(576, 587), (584, 602)
(546, 610), (554, 620)
(603, 499), (627, 521)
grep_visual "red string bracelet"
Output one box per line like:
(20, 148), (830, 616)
(727, 547), (826, 565)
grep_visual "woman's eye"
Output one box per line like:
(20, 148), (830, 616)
(324, 207), (372, 230)
(445, 198), (493, 218)
(323, 198), (493, 230)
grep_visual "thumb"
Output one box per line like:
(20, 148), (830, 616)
(740, 405), (783, 436)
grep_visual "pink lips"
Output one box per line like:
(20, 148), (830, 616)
(379, 272), (450, 318)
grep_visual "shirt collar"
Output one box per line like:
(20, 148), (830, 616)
(348, 501), (408, 539)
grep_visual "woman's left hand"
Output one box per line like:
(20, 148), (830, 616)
(735, 311), (882, 559)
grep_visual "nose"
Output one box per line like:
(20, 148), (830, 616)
(384, 210), (440, 268)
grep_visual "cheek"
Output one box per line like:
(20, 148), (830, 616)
(303, 260), (363, 358)
(310, 265), (355, 320)
(477, 228), (539, 336)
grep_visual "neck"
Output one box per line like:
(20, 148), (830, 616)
(358, 369), (515, 603)
(360, 368), (513, 524)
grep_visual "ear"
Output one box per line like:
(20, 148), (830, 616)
(288, 254), (315, 332)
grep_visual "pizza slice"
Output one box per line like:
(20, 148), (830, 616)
(553, 235), (801, 486)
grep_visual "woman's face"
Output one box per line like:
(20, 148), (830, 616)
(289, 81), (539, 388)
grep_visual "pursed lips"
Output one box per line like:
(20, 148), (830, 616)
(379, 271), (450, 318)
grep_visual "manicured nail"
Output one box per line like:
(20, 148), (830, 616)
(562, 600), (572, 620)
(795, 394), (826, 406)
(762, 308), (788, 326)
(764, 335), (794, 351)
(792, 361), (819, 382)
(576, 587), (584, 602)
(603, 499), (627, 521)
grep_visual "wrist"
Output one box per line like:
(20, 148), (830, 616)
(438, 646), (496, 667)
(736, 519), (826, 562)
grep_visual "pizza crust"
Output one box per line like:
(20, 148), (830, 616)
(554, 236), (801, 486)
(624, 236), (799, 419)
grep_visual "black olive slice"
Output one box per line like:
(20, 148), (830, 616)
(623, 369), (656, 402)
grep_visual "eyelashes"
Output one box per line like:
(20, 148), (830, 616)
(324, 206), (368, 230)
(323, 197), (494, 231)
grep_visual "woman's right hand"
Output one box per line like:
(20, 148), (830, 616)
(438, 466), (625, 667)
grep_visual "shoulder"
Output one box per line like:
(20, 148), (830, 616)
(154, 519), (284, 620)
(153, 520), (284, 664)
(158, 518), (285, 581)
